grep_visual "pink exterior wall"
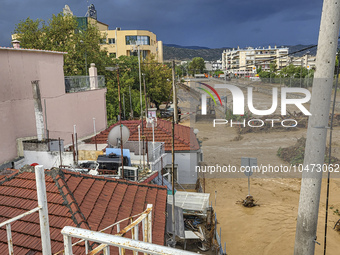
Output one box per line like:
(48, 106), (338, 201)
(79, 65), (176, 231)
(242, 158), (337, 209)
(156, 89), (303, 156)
(0, 48), (107, 165)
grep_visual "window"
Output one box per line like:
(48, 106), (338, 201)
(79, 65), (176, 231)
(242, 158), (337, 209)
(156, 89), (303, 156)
(109, 53), (116, 58)
(108, 38), (115, 44)
(125, 36), (150, 45)
(129, 50), (148, 59)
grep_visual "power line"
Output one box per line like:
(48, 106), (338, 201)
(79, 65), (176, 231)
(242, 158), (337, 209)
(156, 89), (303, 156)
(226, 44), (318, 71)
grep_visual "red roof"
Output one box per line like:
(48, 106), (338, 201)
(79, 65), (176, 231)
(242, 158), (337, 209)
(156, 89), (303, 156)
(89, 119), (200, 151)
(0, 168), (167, 254)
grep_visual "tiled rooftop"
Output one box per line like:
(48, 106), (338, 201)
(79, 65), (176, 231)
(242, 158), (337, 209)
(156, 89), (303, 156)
(89, 119), (200, 152)
(0, 168), (167, 254)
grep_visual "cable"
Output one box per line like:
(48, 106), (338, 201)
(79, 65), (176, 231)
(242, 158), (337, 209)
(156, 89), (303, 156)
(224, 44), (317, 71)
(324, 49), (340, 255)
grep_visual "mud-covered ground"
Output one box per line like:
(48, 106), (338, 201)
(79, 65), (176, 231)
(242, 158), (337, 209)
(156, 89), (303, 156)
(177, 80), (340, 254)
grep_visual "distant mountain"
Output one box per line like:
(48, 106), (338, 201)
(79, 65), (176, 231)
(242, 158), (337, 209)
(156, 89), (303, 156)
(282, 44), (317, 57)
(163, 45), (230, 61)
(163, 44), (210, 50)
(163, 44), (317, 62)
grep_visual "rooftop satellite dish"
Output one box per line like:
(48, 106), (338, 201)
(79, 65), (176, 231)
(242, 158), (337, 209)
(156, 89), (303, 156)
(108, 125), (130, 147)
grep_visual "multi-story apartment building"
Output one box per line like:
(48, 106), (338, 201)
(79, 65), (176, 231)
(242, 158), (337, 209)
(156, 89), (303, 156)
(288, 54), (316, 70)
(222, 46), (289, 76)
(205, 60), (222, 71)
(98, 25), (163, 63)
(79, 4), (163, 62)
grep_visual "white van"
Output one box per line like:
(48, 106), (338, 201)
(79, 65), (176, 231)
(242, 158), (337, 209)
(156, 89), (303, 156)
(249, 77), (261, 81)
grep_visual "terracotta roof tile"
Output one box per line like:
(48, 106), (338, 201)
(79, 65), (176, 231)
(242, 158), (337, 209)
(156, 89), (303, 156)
(0, 168), (167, 253)
(89, 119), (200, 152)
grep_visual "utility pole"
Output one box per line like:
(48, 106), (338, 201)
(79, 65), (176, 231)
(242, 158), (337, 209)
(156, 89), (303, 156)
(294, 1), (340, 254)
(171, 116), (176, 246)
(143, 73), (148, 120)
(172, 61), (178, 123)
(138, 45), (143, 120)
(300, 57), (303, 88)
(116, 68), (124, 179)
(106, 66), (125, 177)
(129, 85), (133, 119)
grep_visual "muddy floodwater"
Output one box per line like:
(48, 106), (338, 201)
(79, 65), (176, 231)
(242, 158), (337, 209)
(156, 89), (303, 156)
(177, 80), (340, 254)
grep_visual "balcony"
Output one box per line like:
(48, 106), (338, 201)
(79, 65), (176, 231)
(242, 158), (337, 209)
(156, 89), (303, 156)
(65, 75), (105, 93)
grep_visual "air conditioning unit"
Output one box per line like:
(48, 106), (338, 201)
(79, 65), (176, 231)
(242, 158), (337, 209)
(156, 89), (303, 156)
(119, 166), (138, 182)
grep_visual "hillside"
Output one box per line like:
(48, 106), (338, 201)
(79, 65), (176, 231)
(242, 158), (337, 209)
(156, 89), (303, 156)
(163, 45), (229, 61)
(163, 44), (317, 61)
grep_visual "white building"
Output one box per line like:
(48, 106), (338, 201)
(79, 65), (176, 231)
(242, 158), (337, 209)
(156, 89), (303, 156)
(288, 54), (316, 69)
(222, 46), (289, 76)
(205, 60), (222, 71)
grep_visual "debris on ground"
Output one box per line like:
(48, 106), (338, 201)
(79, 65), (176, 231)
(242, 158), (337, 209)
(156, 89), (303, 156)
(277, 136), (340, 165)
(236, 195), (258, 207)
(277, 137), (306, 165)
(242, 195), (257, 207)
(236, 113), (307, 135)
(228, 112), (340, 135)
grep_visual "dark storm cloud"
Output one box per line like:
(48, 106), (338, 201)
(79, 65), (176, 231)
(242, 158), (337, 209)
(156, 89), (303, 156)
(0, 0), (323, 48)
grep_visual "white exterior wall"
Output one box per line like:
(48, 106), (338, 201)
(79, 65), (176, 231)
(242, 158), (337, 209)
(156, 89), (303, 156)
(175, 151), (199, 185)
(23, 150), (74, 169)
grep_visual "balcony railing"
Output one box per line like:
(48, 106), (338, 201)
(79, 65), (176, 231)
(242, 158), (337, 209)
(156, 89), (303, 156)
(0, 165), (51, 255)
(65, 75), (105, 93)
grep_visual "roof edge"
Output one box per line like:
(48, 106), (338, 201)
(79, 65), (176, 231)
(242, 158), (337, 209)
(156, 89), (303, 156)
(49, 169), (91, 230)
(0, 47), (67, 54)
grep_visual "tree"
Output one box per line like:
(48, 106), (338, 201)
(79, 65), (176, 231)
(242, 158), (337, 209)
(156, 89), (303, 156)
(257, 61), (277, 79)
(188, 57), (205, 75)
(105, 55), (172, 123)
(105, 56), (139, 122)
(13, 13), (113, 76)
(141, 55), (172, 109)
(278, 64), (310, 78)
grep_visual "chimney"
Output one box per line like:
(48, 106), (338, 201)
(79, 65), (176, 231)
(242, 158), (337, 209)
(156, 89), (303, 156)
(31, 80), (45, 141)
(89, 63), (98, 89)
(11, 40), (20, 49)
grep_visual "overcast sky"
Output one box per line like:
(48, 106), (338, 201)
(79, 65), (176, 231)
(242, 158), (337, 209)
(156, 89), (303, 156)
(0, 0), (324, 49)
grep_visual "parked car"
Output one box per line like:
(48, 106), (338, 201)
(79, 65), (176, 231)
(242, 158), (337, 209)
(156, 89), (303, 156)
(160, 107), (174, 118)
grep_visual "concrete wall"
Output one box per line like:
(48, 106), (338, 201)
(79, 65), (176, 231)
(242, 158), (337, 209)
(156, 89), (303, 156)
(23, 150), (74, 169)
(175, 151), (200, 185)
(0, 48), (107, 166)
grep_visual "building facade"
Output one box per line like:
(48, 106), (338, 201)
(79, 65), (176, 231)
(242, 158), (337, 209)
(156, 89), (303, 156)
(79, 4), (163, 62)
(0, 46), (107, 169)
(222, 46), (289, 76)
(205, 60), (222, 72)
(86, 18), (163, 63)
(288, 54), (316, 70)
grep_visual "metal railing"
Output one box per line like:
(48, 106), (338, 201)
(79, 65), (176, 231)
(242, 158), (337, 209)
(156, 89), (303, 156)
(0, 165), (51, 255)
(214, 211), (227, 255)
(65, 75), (105, 93)
(148, 142), (164, 163)
(61, 226), (197, 255)
(61, 205), (160, 255)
